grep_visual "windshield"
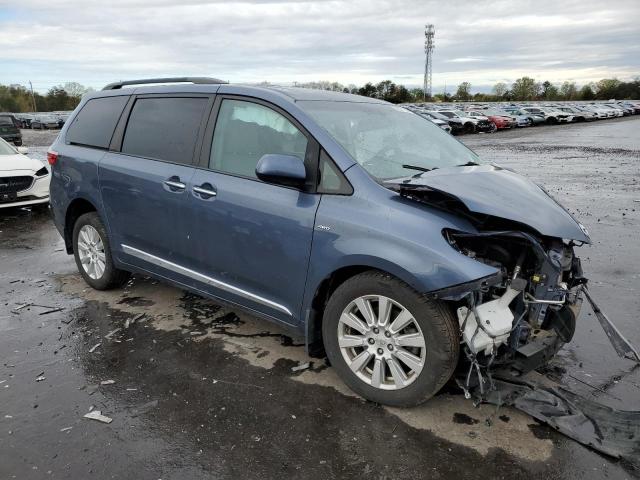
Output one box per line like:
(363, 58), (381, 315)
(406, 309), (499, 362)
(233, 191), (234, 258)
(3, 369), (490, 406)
(0, 138), (17, 155)
(299, 101), (481, 180)
(0, 115), (15, 126)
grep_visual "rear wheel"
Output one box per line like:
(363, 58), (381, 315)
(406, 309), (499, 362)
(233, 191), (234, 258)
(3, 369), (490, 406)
(464, 122), (475, 134)
(322, 271), (459, 407)
(72, 212), (130, 290)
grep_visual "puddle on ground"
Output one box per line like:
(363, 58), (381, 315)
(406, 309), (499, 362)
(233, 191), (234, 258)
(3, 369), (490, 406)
(57, 272), (553, 461)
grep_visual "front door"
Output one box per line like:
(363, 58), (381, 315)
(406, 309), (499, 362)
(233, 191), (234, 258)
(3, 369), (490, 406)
(185, 97), (320, 324)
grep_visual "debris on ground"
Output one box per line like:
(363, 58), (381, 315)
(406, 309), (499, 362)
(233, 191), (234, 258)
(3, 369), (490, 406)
(39, 307), (64, 315)
(104, 328), (120, 340)
(291, 362), (311, 372)
(83, 410), (113, 424)
(35, 376), (45, 382)
(130, 400), (159, 417)
(11, 303), (32, 313)
(475, 371), (640, 463)
(59, 426), (73, 432)
(88, 343), (101, 353)
(100, 380), (115, 385)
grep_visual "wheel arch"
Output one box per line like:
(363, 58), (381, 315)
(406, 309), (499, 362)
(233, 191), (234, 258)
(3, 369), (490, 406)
(304, 263), (421, 357)
(64, 197), (98, 253)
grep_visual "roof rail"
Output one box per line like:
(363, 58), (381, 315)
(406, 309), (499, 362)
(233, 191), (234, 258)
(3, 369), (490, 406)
(102, 77), (228, 90)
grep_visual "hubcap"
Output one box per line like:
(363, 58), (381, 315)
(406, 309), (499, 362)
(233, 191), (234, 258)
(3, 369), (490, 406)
(337, 295), (426, 391)
(77, 225), (106, 280)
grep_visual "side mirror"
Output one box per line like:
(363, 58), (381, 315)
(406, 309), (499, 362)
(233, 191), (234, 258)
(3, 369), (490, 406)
(17, 146), (29, 154)
(255, 154), (307, 188)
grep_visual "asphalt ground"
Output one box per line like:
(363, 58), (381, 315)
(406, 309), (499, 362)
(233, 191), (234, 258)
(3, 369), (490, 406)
(1, 117), (639, 479)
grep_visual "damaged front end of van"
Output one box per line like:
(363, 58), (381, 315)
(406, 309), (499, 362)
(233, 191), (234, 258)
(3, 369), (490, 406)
(386, 164), (639, 393)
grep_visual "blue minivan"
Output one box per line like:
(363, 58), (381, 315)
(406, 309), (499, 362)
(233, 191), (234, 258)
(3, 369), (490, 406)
(49, 78), (590, 406)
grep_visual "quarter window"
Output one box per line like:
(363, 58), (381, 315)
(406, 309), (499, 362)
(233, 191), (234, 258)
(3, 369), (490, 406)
(122, 97), (208, 164)
(209, 99), (308, 178)
(66, 96), (129, 149)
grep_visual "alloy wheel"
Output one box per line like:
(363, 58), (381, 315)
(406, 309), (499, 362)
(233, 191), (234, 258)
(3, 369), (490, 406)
(337, 295), (426, 390)
(77, 225), (106, 280)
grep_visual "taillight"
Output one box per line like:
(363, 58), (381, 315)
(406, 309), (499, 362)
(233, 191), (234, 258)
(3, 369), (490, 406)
(47, 150), (58, 166)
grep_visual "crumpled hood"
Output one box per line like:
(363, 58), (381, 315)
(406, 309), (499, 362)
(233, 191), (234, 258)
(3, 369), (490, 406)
(388, 164), (590, 243)
(0, 154), (44, 173)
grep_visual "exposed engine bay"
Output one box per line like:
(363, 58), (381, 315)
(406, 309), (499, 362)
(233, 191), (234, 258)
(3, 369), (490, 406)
(442, 230), (586, 378)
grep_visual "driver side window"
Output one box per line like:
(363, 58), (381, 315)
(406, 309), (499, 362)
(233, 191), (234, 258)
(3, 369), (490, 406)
(209, 99), (308, 179)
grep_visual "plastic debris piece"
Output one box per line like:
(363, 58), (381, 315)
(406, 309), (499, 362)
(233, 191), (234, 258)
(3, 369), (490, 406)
(104, 328), (121, 340)
(100, 380), (115, 385)
(583, 288), (640, 363)
(291, 362), (311, 372)
(60, 426), (73, 432)
(88, 343), (101, 353)
(478, 372), (640, 463)
(83, 410), (112, 424)
(35, 376), (46, 382)
(39, 307), (64, 315)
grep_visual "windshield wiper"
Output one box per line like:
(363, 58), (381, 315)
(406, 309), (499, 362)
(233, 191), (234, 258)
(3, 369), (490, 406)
(402, 164), (435, 173)
(456, 161), (480, 167)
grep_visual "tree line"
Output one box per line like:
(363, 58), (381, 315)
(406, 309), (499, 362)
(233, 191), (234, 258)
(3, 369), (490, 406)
(0, 83), (93, 112)
(1, 77), (638, 112)
(298, 77), (640, 103)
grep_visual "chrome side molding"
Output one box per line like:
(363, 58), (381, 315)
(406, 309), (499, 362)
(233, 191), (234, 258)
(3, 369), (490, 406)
(121, 244), (292, 316)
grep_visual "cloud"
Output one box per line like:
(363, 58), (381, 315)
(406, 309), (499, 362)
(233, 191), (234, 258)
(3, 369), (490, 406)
(0, 0), (638, 92)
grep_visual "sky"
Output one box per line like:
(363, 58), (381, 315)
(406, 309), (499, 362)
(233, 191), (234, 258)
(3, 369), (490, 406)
(0, 0), (638, 93)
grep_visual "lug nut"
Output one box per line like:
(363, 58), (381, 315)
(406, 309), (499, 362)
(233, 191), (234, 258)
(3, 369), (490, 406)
(384, 331), (391, 338)
(373, 327), (380, 334)
(368, 338), (375, 345)
(377, 348), (384, 355)
(388, 344), (394, 351)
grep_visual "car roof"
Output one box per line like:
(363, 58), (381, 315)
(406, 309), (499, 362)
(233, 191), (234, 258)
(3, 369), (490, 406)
(87, 82), (388, 105)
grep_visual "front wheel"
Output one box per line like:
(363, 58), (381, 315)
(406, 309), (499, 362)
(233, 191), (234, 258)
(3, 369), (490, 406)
(322, 271), (459, 407)
(72, 212), (130, 290)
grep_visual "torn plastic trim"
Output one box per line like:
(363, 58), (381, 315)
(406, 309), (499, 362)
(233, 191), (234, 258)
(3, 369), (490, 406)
(427, 271), (503, 301)
(473, 372), (640, 463)
(582, 287), (640, 363)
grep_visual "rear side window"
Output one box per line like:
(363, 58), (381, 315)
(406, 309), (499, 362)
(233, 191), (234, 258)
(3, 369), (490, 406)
(122, 97), (208, 164)
(66, 96), (129, 148)
(209, 99), (308, 179)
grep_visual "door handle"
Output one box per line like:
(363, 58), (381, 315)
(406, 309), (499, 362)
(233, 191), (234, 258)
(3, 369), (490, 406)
(193, 183), (217, 199)
(164, 176), (186, 192)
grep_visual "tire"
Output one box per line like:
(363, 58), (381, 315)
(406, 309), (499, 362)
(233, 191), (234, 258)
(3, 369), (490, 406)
(14, 139), (22, 146)
(463, 122), (475, 134)
(72, 212), (130, 290)
(322, 271), (459, 407)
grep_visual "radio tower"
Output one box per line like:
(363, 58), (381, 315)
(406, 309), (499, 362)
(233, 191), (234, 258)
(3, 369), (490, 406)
(423, 24), (435, 100)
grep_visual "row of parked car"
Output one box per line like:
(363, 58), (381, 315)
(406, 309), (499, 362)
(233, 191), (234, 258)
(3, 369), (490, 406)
(404, 100), (640, 135)
(14, 112), (71, 130)
(0, 111), (72, 146)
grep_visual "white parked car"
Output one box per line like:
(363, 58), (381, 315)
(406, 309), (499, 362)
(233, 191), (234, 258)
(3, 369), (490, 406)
(0, 138), (50, 209)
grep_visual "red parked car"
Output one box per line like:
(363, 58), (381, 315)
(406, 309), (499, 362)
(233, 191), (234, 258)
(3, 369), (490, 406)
(484, 110), (517, 130)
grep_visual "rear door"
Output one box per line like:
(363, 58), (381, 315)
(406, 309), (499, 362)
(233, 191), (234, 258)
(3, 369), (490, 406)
(99, 94), (213, 276)
(184, 96), (320, 324)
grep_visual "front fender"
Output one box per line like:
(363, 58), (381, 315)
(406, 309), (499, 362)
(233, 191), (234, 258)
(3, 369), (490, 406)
(302, 184), (499, 319)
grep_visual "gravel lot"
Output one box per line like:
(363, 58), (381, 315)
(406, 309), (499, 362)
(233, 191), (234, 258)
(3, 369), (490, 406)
(1, 118), (639, 479)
